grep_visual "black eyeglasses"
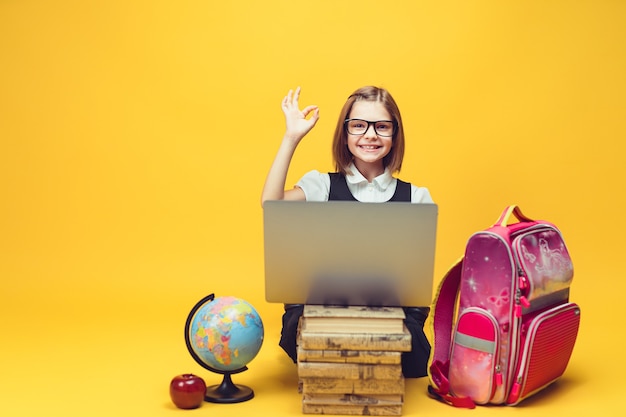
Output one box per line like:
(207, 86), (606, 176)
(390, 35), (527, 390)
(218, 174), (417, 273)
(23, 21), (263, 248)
(344, 119), (397, 137)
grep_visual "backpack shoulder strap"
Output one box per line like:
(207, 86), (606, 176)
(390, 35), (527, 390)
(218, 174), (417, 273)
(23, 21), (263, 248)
(427, 257), (476, 409)
(428, 257), (463, 366)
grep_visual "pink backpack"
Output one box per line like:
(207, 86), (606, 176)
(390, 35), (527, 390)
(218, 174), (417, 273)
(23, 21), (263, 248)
(428, 206), (581, 408)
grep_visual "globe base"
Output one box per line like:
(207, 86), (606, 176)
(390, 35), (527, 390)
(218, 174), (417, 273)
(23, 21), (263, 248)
(204, 372), (254, 403)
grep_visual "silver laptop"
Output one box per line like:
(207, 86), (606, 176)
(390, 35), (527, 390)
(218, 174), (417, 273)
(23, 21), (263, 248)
(263, 201), (438, 307)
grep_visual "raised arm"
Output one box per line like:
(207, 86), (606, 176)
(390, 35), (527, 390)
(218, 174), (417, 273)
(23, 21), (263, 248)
(261, 87), (320, 205)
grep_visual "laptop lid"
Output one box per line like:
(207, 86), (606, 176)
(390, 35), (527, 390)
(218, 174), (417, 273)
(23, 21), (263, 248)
(263, 201), (438, 307)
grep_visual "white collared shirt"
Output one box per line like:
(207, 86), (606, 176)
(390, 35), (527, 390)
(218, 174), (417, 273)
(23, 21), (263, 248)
(296, 163), (434, 203)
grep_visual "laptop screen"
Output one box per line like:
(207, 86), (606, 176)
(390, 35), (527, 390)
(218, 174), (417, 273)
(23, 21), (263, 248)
(263, 201), (438, 307)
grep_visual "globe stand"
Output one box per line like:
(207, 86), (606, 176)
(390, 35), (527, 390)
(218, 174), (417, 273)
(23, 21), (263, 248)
(204, 368), (254, 403)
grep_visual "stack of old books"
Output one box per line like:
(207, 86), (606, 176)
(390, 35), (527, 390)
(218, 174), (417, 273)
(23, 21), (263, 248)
(297, 305), (411, 416)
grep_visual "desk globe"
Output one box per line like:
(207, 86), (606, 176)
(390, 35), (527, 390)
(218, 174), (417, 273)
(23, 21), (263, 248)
(184, 294), (264, 403)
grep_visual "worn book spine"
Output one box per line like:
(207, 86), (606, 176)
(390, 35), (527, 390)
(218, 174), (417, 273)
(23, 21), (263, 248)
(297, 347), (402, 364)
(303, 393), (403, 406)
(302, 403), (402, 416)
(303, 305), (406, 319)
(298, 324), (412, 351)
(298, 362), (402, 380)
(300, 377), (405, 395)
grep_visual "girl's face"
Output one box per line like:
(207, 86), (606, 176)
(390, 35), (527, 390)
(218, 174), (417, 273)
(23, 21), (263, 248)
(346, 101), (393, 171)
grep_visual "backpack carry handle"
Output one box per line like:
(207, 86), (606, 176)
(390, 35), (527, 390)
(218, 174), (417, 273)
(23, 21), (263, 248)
(494, 205), (534, 227)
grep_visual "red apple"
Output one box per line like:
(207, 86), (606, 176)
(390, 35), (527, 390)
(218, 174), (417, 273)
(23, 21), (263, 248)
(169, 373), (206, 409)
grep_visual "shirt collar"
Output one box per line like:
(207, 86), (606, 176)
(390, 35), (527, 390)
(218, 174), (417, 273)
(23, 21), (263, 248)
(346, 162), (394, 190)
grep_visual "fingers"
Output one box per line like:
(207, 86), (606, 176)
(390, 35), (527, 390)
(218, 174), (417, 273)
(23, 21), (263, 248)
(301, 105), (320, 120)
(282, 86), (302, 109)
(312, 107), (320, 123)
(293, 86), (301, 104)
(282, 89), (292, 109)
(281, 87), (319, 123)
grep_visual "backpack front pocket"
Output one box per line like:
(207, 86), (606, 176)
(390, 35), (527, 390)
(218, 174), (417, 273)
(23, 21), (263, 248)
(449, 308), (501, 404)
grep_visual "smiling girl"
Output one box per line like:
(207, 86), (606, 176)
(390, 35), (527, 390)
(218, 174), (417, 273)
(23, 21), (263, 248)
(261, 86), (434, 377)
(261, 86), (433, 204)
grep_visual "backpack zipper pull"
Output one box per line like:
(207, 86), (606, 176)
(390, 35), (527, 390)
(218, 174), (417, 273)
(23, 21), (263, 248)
(518, 272), (529, 290)
(516, 273), (531, 314)
(510, 376), (522, 398)
(495, 365), (503, 386)
(514, 289), (530, 316)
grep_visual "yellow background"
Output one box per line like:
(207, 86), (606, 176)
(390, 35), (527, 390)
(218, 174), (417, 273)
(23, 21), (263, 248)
(1, 1), (624, 416)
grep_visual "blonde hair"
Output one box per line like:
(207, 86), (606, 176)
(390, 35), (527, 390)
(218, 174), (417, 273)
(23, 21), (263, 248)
(331, 86), (406, 175)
